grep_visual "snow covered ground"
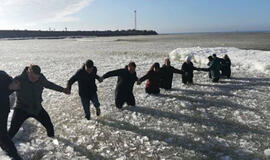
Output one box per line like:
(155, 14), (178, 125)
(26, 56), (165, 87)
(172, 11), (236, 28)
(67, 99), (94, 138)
(0, 36), (270, 160)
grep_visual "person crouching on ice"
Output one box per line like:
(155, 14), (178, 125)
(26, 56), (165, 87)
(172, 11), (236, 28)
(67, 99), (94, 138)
(138, 63), (161, 94)
(67, 60), (103, 120)
(102, 62), (138, 109)
(8, 65), (70, 140)
(160, 58), (183, 90)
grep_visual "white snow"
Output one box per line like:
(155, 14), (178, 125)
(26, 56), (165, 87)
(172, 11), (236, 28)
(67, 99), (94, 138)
(169, 47), (270, 74)
(0, 37), (269, 159)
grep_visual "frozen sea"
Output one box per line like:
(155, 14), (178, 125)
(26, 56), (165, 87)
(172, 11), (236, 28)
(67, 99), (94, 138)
(0, 33), (270, 160)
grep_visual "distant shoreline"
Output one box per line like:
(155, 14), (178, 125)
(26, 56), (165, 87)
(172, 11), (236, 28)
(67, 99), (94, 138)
(0, 29), (158, 39)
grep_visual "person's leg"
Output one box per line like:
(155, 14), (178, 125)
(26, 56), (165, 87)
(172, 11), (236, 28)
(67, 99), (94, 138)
(153, 88), (160, 94)
(90, 93), (101, 116)
(80, 97), (91, 120)
(182, 76), (187, 84)
(8, 108), (29, 139)
(115, 95), (125, 109)
(34, 108), (54, 137)
(188, 76), (193, 84)
(126, 93), (135, 106)
(0, 110), (22, 160)
(145, 87), (152, 94)
(212, 77), (219, 83)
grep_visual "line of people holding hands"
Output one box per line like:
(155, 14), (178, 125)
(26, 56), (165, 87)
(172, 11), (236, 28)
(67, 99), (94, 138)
(0, 53), (231, 159)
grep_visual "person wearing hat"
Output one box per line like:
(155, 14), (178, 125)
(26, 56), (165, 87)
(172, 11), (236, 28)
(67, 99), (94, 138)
(220, 54), (231, 78)
(0, 71), (22, 160)
(160, 58), (183, 90)
(181, 56), (200, 84)
(201, 55), (221, 82)
(102, 62), (139, 109)
(67, 59), (103, 120)
(8, 65), (70, 140)
(138, 62), (161, 94)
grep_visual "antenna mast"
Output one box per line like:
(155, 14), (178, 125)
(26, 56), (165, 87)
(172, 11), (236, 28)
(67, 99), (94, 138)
(134, 10), (137, 30)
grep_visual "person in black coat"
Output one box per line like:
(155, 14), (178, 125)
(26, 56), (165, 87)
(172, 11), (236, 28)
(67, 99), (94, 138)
(102, 62), (138, 109)
(138, 63), (161, 94)
(207, 56), (213, 79)
(160, 58), (183, 90)
(68, 60), (103, 120)
(181, 56), (199, 84)
(0, 71), (22, 160)
(221, 54), (231, 78)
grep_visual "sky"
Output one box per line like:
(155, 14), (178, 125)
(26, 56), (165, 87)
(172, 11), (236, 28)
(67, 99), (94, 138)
(0, 0), (269, 33)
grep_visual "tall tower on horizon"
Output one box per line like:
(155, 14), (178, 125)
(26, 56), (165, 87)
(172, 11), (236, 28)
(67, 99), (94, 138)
(134, 10), (137, 30)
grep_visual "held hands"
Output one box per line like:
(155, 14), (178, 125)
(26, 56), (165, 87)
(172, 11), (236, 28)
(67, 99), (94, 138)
(98, 77), (104, 83)
(63, 88), (71, 95)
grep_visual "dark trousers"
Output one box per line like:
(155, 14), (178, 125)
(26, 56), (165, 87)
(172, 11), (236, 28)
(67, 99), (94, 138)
(145, 87), (160, 94)
(8, 107), (54, 139)
(0, 109), (22, 160)
(212, 77), (220, 83)
(80, 93), (100, 118)
(182, 76), (193, 84)
(115, 93), (135, 109)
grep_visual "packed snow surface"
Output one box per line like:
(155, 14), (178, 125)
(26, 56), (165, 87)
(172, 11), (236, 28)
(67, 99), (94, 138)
(0, 37), (270, 160)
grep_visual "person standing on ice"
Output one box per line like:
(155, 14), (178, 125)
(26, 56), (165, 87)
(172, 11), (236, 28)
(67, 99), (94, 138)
(102, 62), (138, 109)
(201, 55), (221, 82)
(138, 63), (161, 94)
(8, 65), (70, 139)
(67, 60), (103, 120)
(0, 71), (22, 160)
(181, 56), (200, 84)
(220, 54), (231, 78)
(160, 58), (183, 90)
(207, 56), (213, 79)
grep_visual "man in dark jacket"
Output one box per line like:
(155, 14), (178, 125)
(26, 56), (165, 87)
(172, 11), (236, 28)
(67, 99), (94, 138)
(8, 65), (70, 140)
(67, 60), (102, 120)
(181, 56), (199, 84)
(160, 58), (183, 90)
(0, 71), (22, 160)
(102, 62), (138, 109)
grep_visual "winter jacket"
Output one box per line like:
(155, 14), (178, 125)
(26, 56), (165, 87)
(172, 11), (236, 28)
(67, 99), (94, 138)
(67, 66), (100, 98)
(103, 67), (138, 98)
(181, 62), (198, 83)
(14, 67), (65, 115)
(221, 59), (231, 78)
(0, 71), (13, 110)
(160, 65), (183, 89)
(139, 70), (161, 91)
(202, 58), (221, 79)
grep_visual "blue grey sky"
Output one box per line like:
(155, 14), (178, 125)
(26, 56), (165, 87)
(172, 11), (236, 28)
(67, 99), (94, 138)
(0, 0), (269, 33)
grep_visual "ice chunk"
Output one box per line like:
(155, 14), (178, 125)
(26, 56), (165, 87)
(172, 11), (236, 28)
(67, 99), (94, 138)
(264, 149), (270, 156)
(53, 139), (59, 146)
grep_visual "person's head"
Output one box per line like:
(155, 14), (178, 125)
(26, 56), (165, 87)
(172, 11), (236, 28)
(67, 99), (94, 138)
(152, 62), (160, 72)
(212, 54), (217, 58)
(127, 61), (136, 74)
(27, 64), (41, 82)
(84, 59), (94, 73)
(223, 54), (229, 60)
(164, 58), (170, 66)
(185, 56), (192, 63)
(208, 56), (213, 61)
